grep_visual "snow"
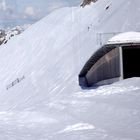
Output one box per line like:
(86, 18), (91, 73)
(0, 0), (140, 139)
(58, 123), (95, 133)
(107, 32), (140, 44)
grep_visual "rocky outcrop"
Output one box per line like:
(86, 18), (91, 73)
(0, 30), (6, 45)
(80, 0), (98, 7)
(0, 25), (30, 45)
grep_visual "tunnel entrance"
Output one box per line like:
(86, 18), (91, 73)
(123, 46), (140, 79)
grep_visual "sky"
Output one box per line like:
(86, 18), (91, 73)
(0, 0), (81, 28)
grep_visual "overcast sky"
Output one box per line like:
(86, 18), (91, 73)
(0, 0), (81, 24)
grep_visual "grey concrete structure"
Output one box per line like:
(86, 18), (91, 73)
(79, 43), (140, 87)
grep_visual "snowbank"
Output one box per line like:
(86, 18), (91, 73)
(107, 32), (140, 44)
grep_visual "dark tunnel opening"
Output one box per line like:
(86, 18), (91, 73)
(123, 46), (140, 79)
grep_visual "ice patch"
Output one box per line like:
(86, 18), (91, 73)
(59, 123), (95, 133)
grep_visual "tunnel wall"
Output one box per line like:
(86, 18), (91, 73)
(86, 48), (121, 86)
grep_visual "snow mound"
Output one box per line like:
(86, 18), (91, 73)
(107, 32), (140, 44)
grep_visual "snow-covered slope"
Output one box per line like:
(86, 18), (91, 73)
(0, 0), (140, 139)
